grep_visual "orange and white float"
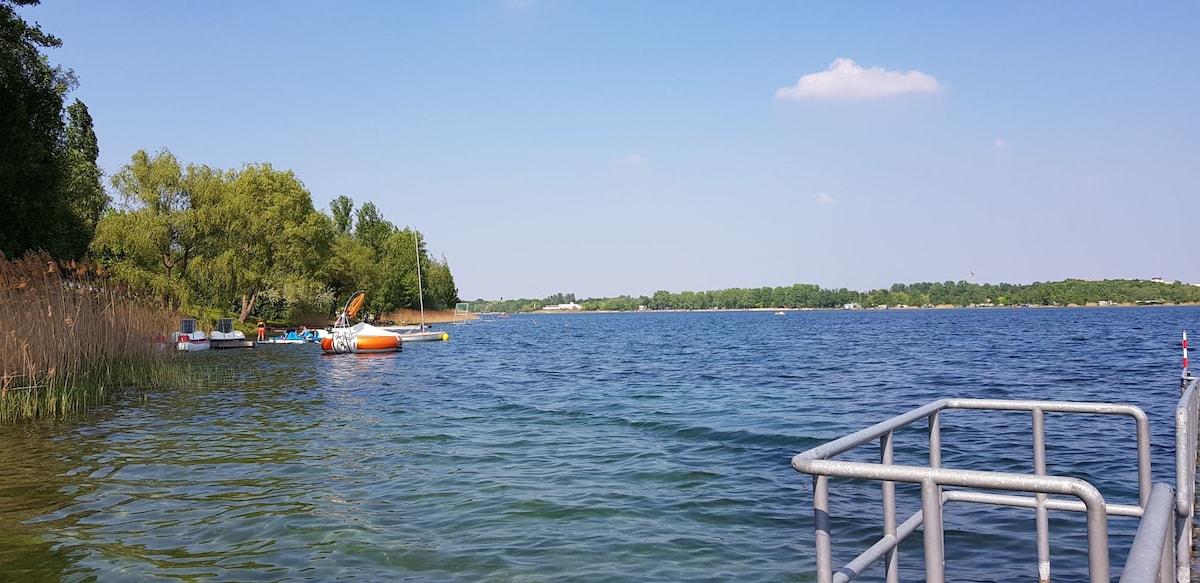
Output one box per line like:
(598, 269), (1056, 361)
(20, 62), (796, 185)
(321, 291), (402, 354)
(321, 322), (401, 354)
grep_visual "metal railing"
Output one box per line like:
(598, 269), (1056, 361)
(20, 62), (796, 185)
(1170, 373), (1198, 582)
(792, 386), (1200, 583)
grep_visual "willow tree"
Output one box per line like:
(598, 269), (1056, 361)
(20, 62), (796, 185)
(196, 163), (334, 322)
(91, 149), (222, 304)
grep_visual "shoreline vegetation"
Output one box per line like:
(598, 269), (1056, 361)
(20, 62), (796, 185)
(0, 252), (191, 422)
(4, 4), (467, 421)
(522, 302), (1198, 315)
(473, 279), (1200, 315)
(0, 246), (472, 423)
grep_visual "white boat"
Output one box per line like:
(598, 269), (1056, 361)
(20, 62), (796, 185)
(775, 311), (786, 316)
(397, 231), (449, 343)
(172, 318), (210, 352)
(398, 329), (450, 342)
(210, 318), (254, 349)
(320, 292), (402, 354)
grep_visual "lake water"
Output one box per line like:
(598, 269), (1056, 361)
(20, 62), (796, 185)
(1, 307), (1197, 582)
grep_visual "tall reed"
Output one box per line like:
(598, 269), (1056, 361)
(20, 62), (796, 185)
(0, 251), (183, 422)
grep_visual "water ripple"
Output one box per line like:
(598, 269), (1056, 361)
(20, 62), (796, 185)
(0, 307), (1194, 580)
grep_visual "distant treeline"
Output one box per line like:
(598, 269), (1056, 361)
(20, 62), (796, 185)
(472, 279), (1200, 313)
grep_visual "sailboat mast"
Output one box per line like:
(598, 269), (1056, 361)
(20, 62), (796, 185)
(414, 231), (425, 329)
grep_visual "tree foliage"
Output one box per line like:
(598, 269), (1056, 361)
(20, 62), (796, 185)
(0, 0), (102, 259)
(91, 149), (459, 323)
(470, 279), (1200, 313)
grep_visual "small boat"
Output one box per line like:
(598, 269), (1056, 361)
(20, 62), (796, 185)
(172, 318), (210, 352)
(398, 329), (450, 343)
(775, 311), (786, 316)
(322, 321), (402, 353)
(263, 329), (321, 344)
(210, 318), (254, 349)
(398, 230), (449, 343)
(321, 292), (402, 354)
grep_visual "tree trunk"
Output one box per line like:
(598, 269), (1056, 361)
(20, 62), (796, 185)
(238, 291), (258, 323)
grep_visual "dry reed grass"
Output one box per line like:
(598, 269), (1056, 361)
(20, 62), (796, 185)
(384, 308), (472, 325)
(0, 251), (182, 422)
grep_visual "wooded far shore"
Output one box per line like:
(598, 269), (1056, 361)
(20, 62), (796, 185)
(470, 279), (1200, 314)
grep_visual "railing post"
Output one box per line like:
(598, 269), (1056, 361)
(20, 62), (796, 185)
(920, 478), (946, 583)
(1032, 407), (1051, 583)
(881, 431), (899, 583)
(929, 411), (941, 469)
(815, 474), (833, 583)
(1174, 381), (1198, 583)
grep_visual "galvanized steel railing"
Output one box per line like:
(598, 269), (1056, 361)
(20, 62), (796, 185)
(1172, 374), (1199, 580)
(791, 391), (1200, 583)
(1120, 372), (1200, 582)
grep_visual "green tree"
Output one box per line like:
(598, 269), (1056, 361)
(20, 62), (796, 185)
(0, 0), (89, 258)
(329, 195), (353, 234)
(92, 149), (217, 304)
(193, 163), (335, 321)
(64, 99), (106, 238)
(353, 202), (394, 254)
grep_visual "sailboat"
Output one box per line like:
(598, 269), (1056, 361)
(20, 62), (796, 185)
(395, 231), (450, 343)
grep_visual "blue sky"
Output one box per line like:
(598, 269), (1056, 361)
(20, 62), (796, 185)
(20, 1), (1200, 300)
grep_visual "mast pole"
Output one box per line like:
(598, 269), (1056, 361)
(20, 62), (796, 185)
(414, 231), (425, 329)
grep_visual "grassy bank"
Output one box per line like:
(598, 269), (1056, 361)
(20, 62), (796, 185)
(0, 252), (183, 422)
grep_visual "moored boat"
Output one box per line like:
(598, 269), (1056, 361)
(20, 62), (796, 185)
(397, 329), (450, 342)
(263, 328), (320, 344)
(321, 321), (402, 353)
(395, 230), (450, 344)
(321, 292), (402, 354)
(210, 318), (254, 349)
(172, 318), (210, 352)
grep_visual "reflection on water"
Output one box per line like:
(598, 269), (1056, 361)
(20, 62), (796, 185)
(0, 307), (1195, 581)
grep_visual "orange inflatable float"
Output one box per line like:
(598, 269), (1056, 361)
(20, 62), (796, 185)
(321, 291), (402, 354)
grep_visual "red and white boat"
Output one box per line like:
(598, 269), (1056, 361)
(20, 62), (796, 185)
(172, 318), (210, 352)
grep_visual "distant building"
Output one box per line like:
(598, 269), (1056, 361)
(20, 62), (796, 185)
(543, 302), (582, 311)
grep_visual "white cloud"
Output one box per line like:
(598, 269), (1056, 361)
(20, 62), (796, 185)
(994, 138), (1008, 150)
(775, 58), (942, 100)
(815, 192), (836, 205)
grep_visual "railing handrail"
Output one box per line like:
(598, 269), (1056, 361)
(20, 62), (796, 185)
(796, 457), (1112, 583)
(792, 398), (1151, 504)
(792, 397), (1156, 583)
(1119, 482), (1176, 583)
(1172, 376), (1199, 583)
